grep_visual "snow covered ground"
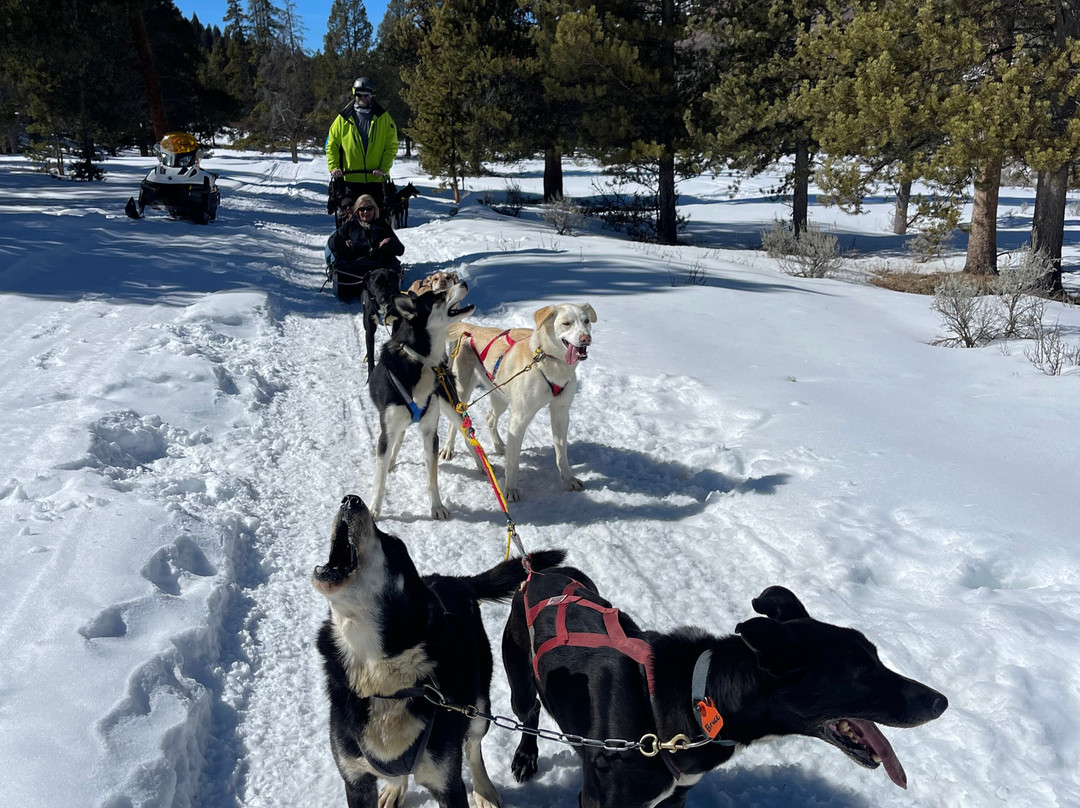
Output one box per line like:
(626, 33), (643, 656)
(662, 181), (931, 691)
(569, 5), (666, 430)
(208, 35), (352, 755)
(1, 146), (1078, 808)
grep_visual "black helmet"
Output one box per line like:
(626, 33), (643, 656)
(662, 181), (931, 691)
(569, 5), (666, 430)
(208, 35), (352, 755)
(352, 77), (375, 95)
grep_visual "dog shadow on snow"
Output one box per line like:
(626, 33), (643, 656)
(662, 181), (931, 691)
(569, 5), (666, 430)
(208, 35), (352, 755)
(440, 441), (790, 527)
(685, 765), (878, 808)
(492, 748), (874, 808)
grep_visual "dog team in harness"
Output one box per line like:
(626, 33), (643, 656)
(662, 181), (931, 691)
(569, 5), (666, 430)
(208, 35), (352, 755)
(311, 76), (950, 808)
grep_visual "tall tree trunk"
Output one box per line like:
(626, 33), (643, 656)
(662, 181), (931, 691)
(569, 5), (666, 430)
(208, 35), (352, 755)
(1027, 2), (1078, 294)
(543, 145), (564, 202)
(893, 178), (912, 235)
(963, 156), (1002, 274)
(1031, 164), (1069, 293)
(655, 0), (678, 245)
(130, 11), (168, 140)
(792, 139), (810, 237)
(657, 148), (677, 244)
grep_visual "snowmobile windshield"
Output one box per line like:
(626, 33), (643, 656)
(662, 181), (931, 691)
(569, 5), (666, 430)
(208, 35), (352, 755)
(158, 151), (198, 169)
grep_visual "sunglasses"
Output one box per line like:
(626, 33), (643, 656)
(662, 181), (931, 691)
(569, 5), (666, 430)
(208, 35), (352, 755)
(357, 206), (375, 213)
(354, 91), (373, 97)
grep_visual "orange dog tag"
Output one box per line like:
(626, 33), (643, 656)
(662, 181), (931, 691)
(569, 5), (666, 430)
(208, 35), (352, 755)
(696, 698), (724, 739)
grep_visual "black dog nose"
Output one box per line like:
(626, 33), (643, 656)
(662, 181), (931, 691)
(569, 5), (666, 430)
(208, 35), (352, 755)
(341, 494), (364, 508)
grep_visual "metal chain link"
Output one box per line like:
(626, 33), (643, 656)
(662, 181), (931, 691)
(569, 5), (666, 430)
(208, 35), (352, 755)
(416, 684), (717, 757)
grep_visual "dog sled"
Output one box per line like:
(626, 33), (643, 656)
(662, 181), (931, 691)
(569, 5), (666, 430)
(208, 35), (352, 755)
(125, 132), (220, 224)
(326, 176), (419, 230)
(323, 250), (403, 304)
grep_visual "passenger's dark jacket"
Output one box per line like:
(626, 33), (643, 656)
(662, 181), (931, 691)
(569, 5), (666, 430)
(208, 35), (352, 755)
(328, 218), (404, 268)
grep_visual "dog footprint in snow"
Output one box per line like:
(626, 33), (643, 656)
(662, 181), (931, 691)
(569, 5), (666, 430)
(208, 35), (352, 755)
(79, 605), (128, 640)
(213, 364), (240, 396)
(141, 536), (217, 596)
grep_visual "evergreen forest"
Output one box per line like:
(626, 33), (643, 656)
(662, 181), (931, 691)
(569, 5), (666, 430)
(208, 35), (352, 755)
(2, 0), (1078, 283)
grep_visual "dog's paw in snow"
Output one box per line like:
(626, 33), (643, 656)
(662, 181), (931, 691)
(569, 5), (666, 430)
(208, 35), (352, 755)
(378, 779), (407, 808)
(511, 748), (539, 782)
(473, 790), (502, 808)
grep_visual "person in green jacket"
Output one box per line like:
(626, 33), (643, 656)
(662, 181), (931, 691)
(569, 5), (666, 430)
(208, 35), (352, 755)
(326, 77), (398, 214)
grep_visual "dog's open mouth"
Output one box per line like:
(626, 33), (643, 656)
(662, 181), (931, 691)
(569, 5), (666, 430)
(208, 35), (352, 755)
(312, 521), (358, 592)
(443, 283), (474, 320)
(824, 718), (908, 788)
(562, 339), (588, 365)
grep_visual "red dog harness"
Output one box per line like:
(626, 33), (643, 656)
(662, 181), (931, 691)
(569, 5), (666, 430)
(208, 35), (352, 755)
(524, 579), (657, 695)
(465, 330), (566, 397)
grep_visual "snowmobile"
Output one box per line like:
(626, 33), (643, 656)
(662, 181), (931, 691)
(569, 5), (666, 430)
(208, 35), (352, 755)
(125, 132), (220, 224)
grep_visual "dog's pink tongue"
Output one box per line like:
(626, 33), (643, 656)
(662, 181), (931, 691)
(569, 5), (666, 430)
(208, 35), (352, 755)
(849, 719), (908, 789)
(564, 343), (582, 365)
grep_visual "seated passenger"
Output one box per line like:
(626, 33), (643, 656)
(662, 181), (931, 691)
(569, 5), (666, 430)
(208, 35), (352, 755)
(327, 194), (404, 277)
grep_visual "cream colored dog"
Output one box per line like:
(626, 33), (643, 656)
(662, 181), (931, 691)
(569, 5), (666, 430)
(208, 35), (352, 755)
(441, 303), (597, 501)
(408, 270), (460, 297)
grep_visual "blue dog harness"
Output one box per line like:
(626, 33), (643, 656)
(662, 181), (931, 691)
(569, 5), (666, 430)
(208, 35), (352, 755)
(387, 370), (432, 423)
(387, 346), (442, 423)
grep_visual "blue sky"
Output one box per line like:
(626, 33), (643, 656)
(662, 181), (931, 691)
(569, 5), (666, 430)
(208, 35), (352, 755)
(172, 1), (391, 53)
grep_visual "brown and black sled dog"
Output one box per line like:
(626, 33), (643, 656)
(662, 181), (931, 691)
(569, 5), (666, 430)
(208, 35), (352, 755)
(502, 565), (948, 808)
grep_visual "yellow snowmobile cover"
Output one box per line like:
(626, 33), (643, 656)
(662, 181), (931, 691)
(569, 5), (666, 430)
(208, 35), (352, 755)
(158, 132), (200, 156)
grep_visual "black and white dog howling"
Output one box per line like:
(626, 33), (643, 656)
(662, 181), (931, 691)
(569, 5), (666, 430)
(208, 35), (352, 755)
(313, 494), (564, 808)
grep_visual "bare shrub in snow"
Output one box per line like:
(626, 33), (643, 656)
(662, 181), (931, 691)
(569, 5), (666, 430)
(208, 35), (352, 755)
(761, 220), (842, 278)
(492, 180), (526, 217)
(761, 219), (798, 258)
(542, 195), (584, 235)
(1024, 319), (1080, 376)
(931, 273), (999, 347)
(991, 250), (1052, 338)
(669, 259), (708, 286)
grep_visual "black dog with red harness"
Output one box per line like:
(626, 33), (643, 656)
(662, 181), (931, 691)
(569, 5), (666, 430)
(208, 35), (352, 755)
(501, 565), (948, 808)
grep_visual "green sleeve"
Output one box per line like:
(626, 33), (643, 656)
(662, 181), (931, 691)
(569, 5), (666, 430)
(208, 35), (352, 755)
(381, 117), (398, 174)
(326, 117), (342, 172)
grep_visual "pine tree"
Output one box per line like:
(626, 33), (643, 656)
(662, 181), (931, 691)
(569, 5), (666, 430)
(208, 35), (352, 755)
(796, 0), (957, 236)
(546, 0), (712, 242)
(401, 0), (526, 201)
(375, 0), (428, 157)
(695, 0), (828, 238)
(1023, 0), (1080, 292)
(324, 0), (373, 59)
(313, 0), (374, 129)
(247, 0), (283, 56)
(249, 40), (317, 161)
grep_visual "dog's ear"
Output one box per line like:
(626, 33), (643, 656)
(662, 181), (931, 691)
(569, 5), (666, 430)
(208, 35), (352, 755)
(752, 586), (810, 622)
(393, 293), (417, 318)
(735, 617), (807, 678)
(582, 303), (597, 323)
(534, 306), (557, 329)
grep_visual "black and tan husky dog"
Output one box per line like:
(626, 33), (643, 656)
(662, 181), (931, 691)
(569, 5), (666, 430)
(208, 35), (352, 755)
(314, 494), (564, 808)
